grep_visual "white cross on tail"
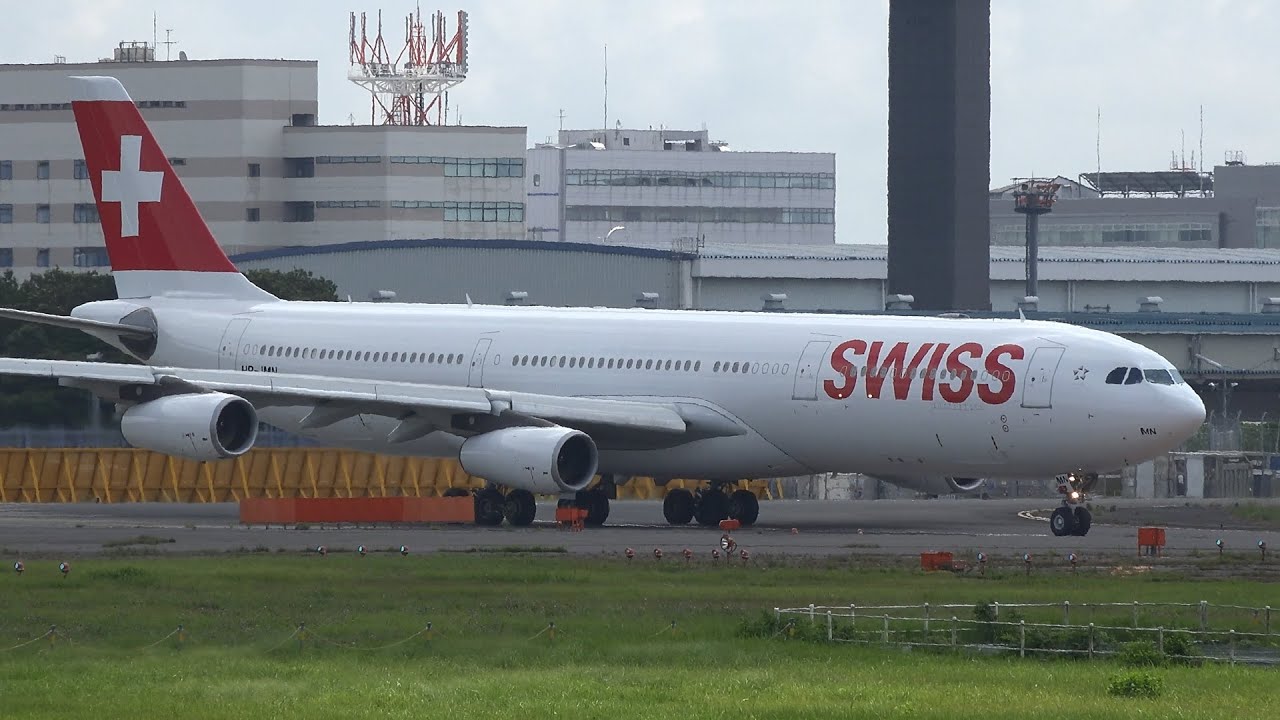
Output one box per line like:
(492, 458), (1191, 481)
(100, 135), (163, 238)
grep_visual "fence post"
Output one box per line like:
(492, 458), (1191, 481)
(1157, 626), (1164, 655)
(775, 607), (780, 624)
(882, 614), (890, 644)
(826, 611), (833, 642)
(993, 601), (1000, 622)
(850, 604), (856, 629)
(1063, 600), (1070, 626)
(1019, 620), (1026, 658)
(1229, 630), (1237, 665)
(1200, 600), (1208, 632)
(809, 603), (816, 625)
(924, 602), (931, 636)
(1132, 601), (1139, 628)
(1088, 623), (1095, 660)
(1266, 606), (1272, 636)
(951, 616), (958, 647)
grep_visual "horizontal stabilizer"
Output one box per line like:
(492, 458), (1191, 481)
(0, 307), (156, 337)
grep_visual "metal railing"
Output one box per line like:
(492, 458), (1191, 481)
(774, 601), (1279, 666)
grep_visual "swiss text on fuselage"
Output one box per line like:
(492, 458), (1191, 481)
(824, 340), (1025, 405)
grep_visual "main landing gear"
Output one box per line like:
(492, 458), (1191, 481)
(459, 486), (540, 528)
(1049, 473), (1096, 537)
(662, 482), (760, 528)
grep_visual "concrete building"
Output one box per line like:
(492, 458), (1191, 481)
(988, 163), (1280, 250)
(524, 127), (835, 248)
(0, 45), (526, 279)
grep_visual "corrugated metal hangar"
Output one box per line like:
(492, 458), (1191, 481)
(232, 240), (1280, 315)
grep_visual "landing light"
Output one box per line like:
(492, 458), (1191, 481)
(1069, 491), (1081, 501)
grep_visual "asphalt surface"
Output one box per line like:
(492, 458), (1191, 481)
(2, 498), (1278, 561)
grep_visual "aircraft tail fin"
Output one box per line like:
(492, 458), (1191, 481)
(68, 75), (275, 302)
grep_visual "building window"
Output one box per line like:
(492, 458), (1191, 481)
(0, 205), (11, 224)
(73, 246), (110, 267)
(36, 161), (49, 180)
(532, 173), (541, 187)
(73, 203), (99, 223)
(36, 205), (50, 223)
(564, 169), (834, 189)
(248, 163), (261, 178)
(314, 200), (383, 208)
(0, 248), (11, 267)
(284, 158), (315, 178)
(622, 137), (630, 146)
(315, 155), (381, 164)
(563, 205), (833, 225)
(73, 159), (89, 179)
(283, 201), (315, 222)
(36, 249), (49, 267)
(246, 207), (260, 222)
(0, 160), (11, 180)
(390, 155), (525, 177)
(390, 200), (524, 222)
(168, 157), (186, 166)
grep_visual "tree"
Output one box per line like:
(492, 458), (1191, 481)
(244, 268), (339, 301)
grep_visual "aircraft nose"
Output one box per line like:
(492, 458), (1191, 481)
(1170, 387), (1206, 441)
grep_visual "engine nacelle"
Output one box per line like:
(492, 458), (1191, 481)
(875, 474), (987, 497)
(459, 426), (598, 494)
(120, 392), (258, 461)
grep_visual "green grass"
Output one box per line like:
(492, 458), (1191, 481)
(1231, 502), (1280, 528)
(101, 534), (176, 549)
(0, 553), (1277, 719)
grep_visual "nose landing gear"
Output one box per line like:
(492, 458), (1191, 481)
(1050, 473), (1095, 537)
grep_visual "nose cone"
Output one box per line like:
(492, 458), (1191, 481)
(1170, 388), (1206, 443)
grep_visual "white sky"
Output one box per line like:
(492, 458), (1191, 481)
(9, 0), (1279, 243)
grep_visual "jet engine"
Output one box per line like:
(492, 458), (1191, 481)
(459, 426), (598, 494)
(120, 392), (259, 461)
(875, 474), (987, 497)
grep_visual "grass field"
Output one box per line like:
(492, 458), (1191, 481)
(1231, 501), (1280, 528)
(1, 551), (1278, 719)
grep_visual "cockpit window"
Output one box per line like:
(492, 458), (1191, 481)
(1168, 368), (1185, 384)
(1105, 367), (1128, 385)
(1124, 368), (1143, 385)
(1143, 369), (1176, 385)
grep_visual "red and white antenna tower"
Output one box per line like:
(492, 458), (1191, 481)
(348, 7), (469, 125)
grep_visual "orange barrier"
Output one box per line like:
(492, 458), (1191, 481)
(1138, 526), (1166, 556)
(920, 551), (955, 571)
(240, 496), (474, 525)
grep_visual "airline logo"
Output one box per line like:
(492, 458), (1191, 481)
(824, 340), (1024, 405)
(100, 135), (163, 238)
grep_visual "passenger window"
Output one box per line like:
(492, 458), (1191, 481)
(713, 361), (721, 372)
(732, 362), (740, 373)
(1124, 367), (1142, 385)
(694, 361), (701, 372)
(607, 359), (615, 369)
(558, 356), (566, 368)
(579, 356), (586, 367)
(569, 357), (577, 368)
(645, 359), (653, 370)
(588, 358), (595, 369)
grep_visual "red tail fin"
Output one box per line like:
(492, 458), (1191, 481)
(69, 76), (273, 300)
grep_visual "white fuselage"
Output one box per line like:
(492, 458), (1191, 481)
(87, 297), (1204, 482)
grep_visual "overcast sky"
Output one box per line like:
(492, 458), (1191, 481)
(9, 0), (1279, 243)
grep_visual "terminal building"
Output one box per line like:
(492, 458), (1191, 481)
(0, 43), (526, 280)
(525, 128), (836, 247)
(988, 161), (1280, 250)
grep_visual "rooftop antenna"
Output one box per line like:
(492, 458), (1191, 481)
(163, 28), (176, 61)
(152, 12), (157, 56)
(1095, 106), (1101, 192)
(603, 43), (608, 132)
(558, 108), (565, 132)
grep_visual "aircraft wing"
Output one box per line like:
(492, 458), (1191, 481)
(0, 358), (689, 436)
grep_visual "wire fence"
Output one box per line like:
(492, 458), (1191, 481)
(773, 600), (1280, 666)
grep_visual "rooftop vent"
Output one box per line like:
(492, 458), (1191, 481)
(1139, 296), (1163, 312)
(761, 293), (787, 311)
(635, 292), (659, 309)
(505, 290), (528, 306)
(885, 294), (914, 311)
(1017, 296), (1039, 313)
(1262, 298), (1280, 314)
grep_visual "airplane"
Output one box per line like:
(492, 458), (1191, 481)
(0, 76), (1205, 538)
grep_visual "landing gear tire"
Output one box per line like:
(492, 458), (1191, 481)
(729, 489), (760, 527)
(1072, 506), (1092, 536)
(1049, 505), (1076, 537)
(695, 488), (730, 527)
(663, 488), (695, 525)
(475, 488), (505, 527)
(503, 489), (537, 527)
(576, 488), (610, 527)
